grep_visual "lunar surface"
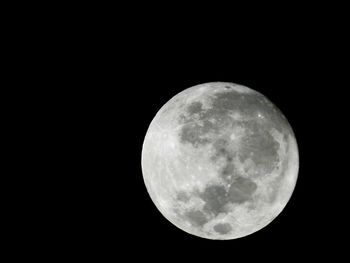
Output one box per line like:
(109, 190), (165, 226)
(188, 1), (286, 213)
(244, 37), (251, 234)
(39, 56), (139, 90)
(141, 82), (299, 240)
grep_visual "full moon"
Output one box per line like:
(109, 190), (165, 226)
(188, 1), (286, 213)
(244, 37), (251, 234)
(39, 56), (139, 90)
(141, 82), (299, 240)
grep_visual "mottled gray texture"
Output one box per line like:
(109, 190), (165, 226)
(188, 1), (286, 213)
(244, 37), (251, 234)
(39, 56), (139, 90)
(238, 121), (280, 170)
(176, 191), (190, 202)
(198, 176), (257, 217)
(200, 185), (228, 215)
(211, 89), (290, 133)
(185, 210), (208, 226)
(228, 177), (257, 203)
(186, 101), (204, 115)
(212, 138), (230, 157)
(179, 122), (211, 147)
(214, 223), (232, 234)
(178, 88), (287, 153)
(221, 162), (236, 178)
(211, 90), (267, 116)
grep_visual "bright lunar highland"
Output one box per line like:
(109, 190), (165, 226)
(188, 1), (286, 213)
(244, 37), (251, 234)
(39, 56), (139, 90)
(141, 82), (299, 240)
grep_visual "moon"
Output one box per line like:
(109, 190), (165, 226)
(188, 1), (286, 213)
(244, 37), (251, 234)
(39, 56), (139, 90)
(141, 82), (299, 240)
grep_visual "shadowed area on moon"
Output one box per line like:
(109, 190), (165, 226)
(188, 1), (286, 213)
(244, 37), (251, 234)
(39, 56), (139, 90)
(177, 176), (258, 226)
(214, 223), (232, 234)
(185, 210), (208, 227)
(174, 88), (284, 233)
(201, 177), (257, 215)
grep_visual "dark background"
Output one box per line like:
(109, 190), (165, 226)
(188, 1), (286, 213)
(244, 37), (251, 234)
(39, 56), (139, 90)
(28, 4), (347, 260)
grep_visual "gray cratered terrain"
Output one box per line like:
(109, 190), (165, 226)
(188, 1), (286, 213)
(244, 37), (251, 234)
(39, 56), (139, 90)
(141, 82), (299, 240)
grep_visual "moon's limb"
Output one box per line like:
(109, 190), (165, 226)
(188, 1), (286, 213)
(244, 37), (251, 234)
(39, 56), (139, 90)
(141, 82), (299, 240)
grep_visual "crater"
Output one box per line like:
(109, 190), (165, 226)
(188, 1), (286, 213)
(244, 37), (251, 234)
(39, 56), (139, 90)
(213, 223), (232, 234)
